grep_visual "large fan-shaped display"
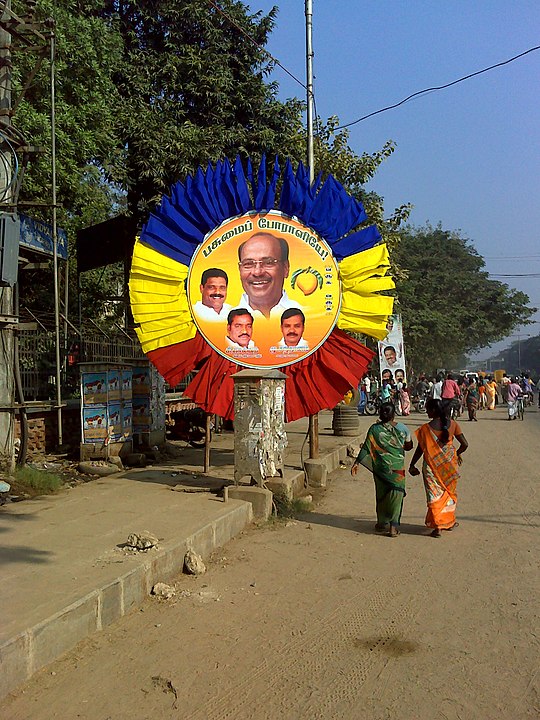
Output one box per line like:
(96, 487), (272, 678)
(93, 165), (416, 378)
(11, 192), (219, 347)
(129, 156), (394, 421)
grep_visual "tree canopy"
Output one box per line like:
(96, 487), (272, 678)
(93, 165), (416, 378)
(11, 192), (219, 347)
(11, 0), (406, 330)
(393, 225), (536, 371)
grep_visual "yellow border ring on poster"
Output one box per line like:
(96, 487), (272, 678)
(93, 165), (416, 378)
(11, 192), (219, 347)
(187, 210), (342, 369)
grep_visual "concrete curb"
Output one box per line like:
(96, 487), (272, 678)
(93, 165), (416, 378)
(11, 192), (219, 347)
(1, 501), (251, 701)
(268, 442), (349, 499)
(1, 438), (352, 700)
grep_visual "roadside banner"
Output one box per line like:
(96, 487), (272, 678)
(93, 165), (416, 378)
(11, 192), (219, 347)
(378, 314), (406, 385)
(187, 211), (341, 369)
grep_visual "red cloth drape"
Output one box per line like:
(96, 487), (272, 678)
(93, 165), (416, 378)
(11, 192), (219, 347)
(148, 328), (374, 421)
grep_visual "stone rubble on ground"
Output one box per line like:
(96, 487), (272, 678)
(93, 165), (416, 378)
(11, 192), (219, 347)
(151, 582), (176, 599)
(126, 531), (159, 550)
(184, 549), (206, 575)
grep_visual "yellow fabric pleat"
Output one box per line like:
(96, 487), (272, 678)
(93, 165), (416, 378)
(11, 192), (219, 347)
(337, 244), (395, 339)
(129, 239), (196, 352)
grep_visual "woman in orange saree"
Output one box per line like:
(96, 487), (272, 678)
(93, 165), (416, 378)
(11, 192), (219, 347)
(408, 399), (468, 537)
(485, 378), (497, 410)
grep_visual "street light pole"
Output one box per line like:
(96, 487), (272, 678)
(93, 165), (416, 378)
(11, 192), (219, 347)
(305, 0), (318, 459)
(0, 0), (15, 474)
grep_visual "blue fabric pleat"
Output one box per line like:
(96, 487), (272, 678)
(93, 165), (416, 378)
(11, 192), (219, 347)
(171, 179), (209, 233)
(307, 175), (368, 242)
(278, 159), (298, 217)
(260, 156), (280, 210)
(233, 155), (253, 212)
(143, 214), (197, 265)
(329, 225), (382, 260)
(140, 155), (379, 265)
(254, 154), (267, 210)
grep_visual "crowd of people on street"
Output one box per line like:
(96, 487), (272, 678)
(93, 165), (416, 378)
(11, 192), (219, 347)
(351, 367), (538, 540)
(357, 370), (540, 420)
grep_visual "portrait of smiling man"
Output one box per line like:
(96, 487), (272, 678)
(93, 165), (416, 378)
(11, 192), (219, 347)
(193, 268), (232, 321)
(278, 308), (309, 350)
(236, 233), (301, 319)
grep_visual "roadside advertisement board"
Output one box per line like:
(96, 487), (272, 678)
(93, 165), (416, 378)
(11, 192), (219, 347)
(378, 314), (407, 384)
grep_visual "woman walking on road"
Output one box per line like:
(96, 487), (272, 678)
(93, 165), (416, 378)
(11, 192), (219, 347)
(465, 380), (479, 421)
(409, 398), (468, 538)
(351, 402), (413, 538)
(399, 381), (411, 416)
(485, 377), (498, 410)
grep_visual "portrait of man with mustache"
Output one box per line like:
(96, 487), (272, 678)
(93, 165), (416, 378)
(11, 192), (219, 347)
(193, 268), (232, 321)
(226, 308), (257, 350)
(278, 308), (309, 350)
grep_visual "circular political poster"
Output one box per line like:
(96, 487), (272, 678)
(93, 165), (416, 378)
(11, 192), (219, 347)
(187, 210), (342, 368)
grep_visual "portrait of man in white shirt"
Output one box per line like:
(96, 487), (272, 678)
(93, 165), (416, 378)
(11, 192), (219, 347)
(193, 267), (232, 321)
(236, 233), (301, 319)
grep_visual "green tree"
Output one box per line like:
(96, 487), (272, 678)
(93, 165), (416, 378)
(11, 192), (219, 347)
(314, 117), (411, 254)
(11, 0), (406, 330)
(98, 0), (306, 221)
(393, 225), (536, 371)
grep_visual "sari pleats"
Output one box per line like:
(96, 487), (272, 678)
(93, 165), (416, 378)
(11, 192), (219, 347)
(416, 424), (460, 529)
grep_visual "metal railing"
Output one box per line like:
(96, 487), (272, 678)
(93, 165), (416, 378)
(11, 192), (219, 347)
(17, 330), (144, 400)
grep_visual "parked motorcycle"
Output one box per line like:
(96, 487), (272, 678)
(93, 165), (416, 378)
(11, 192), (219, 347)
(364, 394), (382, 416)
(167, 407), (212, 448)
(412, 394), (427, 413)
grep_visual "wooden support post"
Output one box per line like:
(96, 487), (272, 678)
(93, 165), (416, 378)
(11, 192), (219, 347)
(203, 412), (212, 472)
(308, 413), (319, 459)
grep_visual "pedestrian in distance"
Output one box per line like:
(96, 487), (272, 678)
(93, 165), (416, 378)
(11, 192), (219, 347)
(399, 381), (411, 416)
(506, 377), (523, 420)
(485, 376), (498, 410)
(465, 379), (479, 421)
(408, 398), (468, 538)
(441, 372), (461, 418)
(478, 379), (487, 410)
(351, 402), (413, 538)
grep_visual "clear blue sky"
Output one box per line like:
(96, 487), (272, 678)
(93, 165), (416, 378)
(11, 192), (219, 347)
(253, 0), (540, 360)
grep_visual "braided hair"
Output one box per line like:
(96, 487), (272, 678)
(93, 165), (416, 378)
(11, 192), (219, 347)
(425, 398), (450, 444)
(379, 401), (395, 424)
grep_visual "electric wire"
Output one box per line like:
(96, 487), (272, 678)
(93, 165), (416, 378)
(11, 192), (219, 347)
(490, 274), (540, 278)
(485, 255), (540, 260)
(207, 0), (307, 91)
(207, 1), (321, 138)
(336, 45), (540, 130)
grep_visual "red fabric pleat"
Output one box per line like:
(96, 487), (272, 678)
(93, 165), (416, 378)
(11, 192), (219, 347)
(147, 327), (374, 422)
(147, 333), (211, 385)
(283, 328), (374, 421)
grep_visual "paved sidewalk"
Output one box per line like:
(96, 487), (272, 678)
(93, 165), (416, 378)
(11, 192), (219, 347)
(1, 411), (366, 700)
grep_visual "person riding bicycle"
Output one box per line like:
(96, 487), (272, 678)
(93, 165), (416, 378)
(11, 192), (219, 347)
(507, 377), (523, 420)
(520, 375), (534, 406)
(441, 372), (461, 419)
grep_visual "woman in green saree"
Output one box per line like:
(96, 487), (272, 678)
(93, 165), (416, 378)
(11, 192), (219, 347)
(351, 402), (413, 537)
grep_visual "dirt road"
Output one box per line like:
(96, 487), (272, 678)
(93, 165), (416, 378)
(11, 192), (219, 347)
(5, 406), (539, 719)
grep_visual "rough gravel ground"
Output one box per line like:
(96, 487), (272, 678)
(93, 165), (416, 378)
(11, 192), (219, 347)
(5, 406), (539, 720)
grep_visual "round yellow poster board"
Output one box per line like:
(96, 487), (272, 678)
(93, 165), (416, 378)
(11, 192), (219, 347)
(187, 210), (341, 368)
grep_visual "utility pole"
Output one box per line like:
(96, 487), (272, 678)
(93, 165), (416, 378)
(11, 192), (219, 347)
(0, 0), (15, 474)
(305, 0), (319, 459)
(50, 31), (62, 445)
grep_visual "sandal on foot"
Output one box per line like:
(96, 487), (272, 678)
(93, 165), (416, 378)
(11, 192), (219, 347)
(430, 528), (442, 538)
(444, 522), (459, 531)
(388, 526), (400, 538)
(374, 523), (387, 532)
